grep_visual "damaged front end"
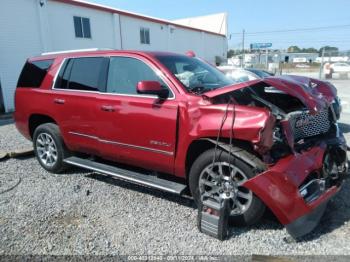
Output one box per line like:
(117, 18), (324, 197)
(204, 75), (349, 239)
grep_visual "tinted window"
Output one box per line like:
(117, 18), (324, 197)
(55, 57), (108, 92)
(17, 59), (54, 88)
(73, 16), (91, 38)
(107, 57), (169, 96)
(73, 16), (83, 37)
(82, 18), (91, 38)
(55, 59), (73, 90)
(140, 27), (150, 44)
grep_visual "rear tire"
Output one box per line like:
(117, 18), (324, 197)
(33, 123), (70, 173)
(189, 147), (266, 226)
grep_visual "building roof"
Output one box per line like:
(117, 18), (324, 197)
(52, 0), (226, 37)
(173, 13), (228, 35)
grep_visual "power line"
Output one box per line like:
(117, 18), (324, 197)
(229, 24), (350, 36)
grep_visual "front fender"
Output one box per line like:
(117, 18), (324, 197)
(188, 104), (275, 149)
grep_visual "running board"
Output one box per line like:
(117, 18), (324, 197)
(64, 156), (186, 195)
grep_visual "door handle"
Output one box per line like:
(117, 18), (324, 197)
(54, 98), (65, 104)
(101, 105), (115, 112)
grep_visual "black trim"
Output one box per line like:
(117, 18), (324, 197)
(203, 138), (266, 172)
(0, 79), (5, 114)
(286, 200), (329, 239)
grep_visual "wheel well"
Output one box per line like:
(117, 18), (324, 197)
(185, 138), (259, 182)
(185, 140), (214, 179)
(28, 114), (57, 138)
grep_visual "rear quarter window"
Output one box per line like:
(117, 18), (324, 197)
(17, 59), (54, 88)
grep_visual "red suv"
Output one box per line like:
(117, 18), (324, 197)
(15, 50), (348, 239)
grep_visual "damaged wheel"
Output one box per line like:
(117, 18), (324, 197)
(189, 148), (266, 226)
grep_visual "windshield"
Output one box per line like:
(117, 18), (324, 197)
(246, 68), (273, 78)
(155, 55), (234, 94)
(223, 69), (259, 83)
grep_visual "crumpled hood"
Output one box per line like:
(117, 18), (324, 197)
(204, 75), (337, 114)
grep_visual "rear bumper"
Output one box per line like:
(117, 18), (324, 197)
(244, 130), (348, 238)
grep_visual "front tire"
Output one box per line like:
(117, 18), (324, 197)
(33, 123), (70, 173)
(189, 147), (266, 226)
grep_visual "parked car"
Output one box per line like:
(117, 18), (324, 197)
(331, 62), (350, 73)
(218, 66), (273, 83)
(295, 64), (311, 68)
(15, 50), (348, 239)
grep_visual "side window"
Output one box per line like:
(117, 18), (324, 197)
(140, 27), (150, 44)
(55, 57), (108, 92)
(73, 16), (91, 38)
(107, 57), (171, 96)
(17, 59), (54, 88)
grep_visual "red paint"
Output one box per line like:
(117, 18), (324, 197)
(14, 50), (343, 227)
(204, 76), (337, 114)
(136, 81), (162, 93)
(186, 50), (196, 57)
(244, 144), (336, 225)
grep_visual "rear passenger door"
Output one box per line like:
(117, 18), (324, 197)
(52, 57), (108, 154)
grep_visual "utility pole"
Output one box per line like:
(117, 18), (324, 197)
(319, 47), (325, 79)
(242, 29), (245, 68)
(265, 48), (268, 70)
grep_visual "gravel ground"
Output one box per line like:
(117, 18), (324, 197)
(1, 120), (350, 256)
(0, 120), (31, 153)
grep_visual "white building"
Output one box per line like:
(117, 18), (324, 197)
(0, 0), (228, 113)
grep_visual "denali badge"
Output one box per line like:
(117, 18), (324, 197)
(150, 140), (171, 147)
(295, 115), (316, 128)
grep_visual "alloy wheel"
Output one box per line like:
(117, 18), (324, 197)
(36, 133), (58, 168)
(199, 161), (253, 216)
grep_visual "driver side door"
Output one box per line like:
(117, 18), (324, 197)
(96, 55), (179, 174)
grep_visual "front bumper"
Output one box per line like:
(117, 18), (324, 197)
(243, 130), (348, 238)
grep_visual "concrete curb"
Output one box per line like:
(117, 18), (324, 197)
(0, 152), (8, 161)
(8, 148), (34, 158)
(0, 148), (34, 161)
(0, 113), (13, 120)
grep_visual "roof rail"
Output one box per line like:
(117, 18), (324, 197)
(41, 48), (113, 56)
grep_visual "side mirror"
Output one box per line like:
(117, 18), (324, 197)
(136, 81), (169, 99)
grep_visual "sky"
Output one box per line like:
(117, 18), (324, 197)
(89, 0), (350, 51)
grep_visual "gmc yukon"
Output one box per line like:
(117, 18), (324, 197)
(15, 50), (348, 239)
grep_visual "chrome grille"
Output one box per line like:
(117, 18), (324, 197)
(288, 109), (331, 140)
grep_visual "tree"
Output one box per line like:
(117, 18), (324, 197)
(287, 46), (318, 53)
(319, 46), (339, 56)
(301, 47), (318, 53)
(287, 46), (301, 53)
(227, 49), (235, 58)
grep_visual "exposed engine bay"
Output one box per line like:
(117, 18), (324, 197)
(209, 76), (344, 159)
(203, 75), (348, 239)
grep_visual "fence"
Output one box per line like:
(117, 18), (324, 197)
(229, 49), (350, 80)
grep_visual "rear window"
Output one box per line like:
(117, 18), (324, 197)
(17, 59), (54, 88)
